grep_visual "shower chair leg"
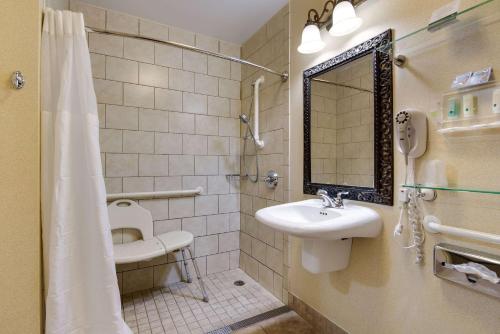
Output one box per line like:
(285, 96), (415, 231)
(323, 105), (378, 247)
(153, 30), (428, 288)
(187, 247), (209, 302)
(180, 248), (192, 283)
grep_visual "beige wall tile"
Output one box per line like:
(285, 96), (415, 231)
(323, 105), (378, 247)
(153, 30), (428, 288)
(195, 195), (219, 216)
(106, 57), (138, 84)
(139, 19), (169, 42)
(139, 199), (169, 220)
(124, 84), (154, 108)
(207, 56), (231, 79)
(155, 132), (182, 154)
(195, 74), (218, 96)
(229, 212), (240, 231)
(139, 109), (169, 132)
(258, 263), (274, 292)
(139, 154), (169, 176)
(169, 155), (194, 176)
(123, 130), (154, 153)
(94, 79), (123, 105)
(168, 111), (194, 134)
(219, 78), (240, 99)
(89, 33), (123, 57)
(196, 34), (219, 53)
(208, 136), (230, 155)
(230, 250), (240, 269)
(169, 26), (195, 46)
(218, 117), (239, 137)
(155, 88), (182, 112)
(182, 134), (207, 155)
(106, 153), (138, 177)
(154, 219), (181, 235)
(124, 37), (155, 64)
(123, 176), (154, 192)
(104, 178), (122, 194)
(219, 194), (240, 213)
(100, 129), (122, 153)
(207, 214), (229, 234)
(169, 69), (195, 92)
(208, 96), (230, 117)
(90, 53), (105, 78)
(219, 40), (241, 58)
(218, 156), (239, 175)
(194, 235), (218, 257)
(195, 115), (219, 136)
(154, 176), (182, 191)
(139, 63), (169, 88)
(183, 50), (207, 74)
(182, 216), (207, 237)
(71, 1), (105, 29)
(207, 176), (230, 195)
(106, 105), (138, 130)
(219, 231), (239, 252)
(195, 156), (218, 175)
(107, 10), (139, 34)
(169, 197), (194, 219)
(182, 176), (207, 194)
(206, 252), (229, 274)
(231, 62), (241, 81)
(183, 92), (207, 114)
(155, 44), (182, 69)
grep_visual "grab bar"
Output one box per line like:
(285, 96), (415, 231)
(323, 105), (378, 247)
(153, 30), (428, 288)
(424, 215), (500, 245)
(106, 187), (203, 201)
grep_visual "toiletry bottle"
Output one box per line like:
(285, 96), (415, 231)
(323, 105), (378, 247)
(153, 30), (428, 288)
(447, 97), (459, 119)
(462, 94), (477, 118)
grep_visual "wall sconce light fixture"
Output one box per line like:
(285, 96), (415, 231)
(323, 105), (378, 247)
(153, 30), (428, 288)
(298, 0), (363, 54)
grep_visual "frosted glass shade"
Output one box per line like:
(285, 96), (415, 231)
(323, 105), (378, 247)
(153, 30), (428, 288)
(297, 24), (325, 54)
(329, 1), (362, 36)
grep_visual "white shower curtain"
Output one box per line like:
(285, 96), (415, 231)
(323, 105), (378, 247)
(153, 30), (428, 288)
(41, 9), (131, 334)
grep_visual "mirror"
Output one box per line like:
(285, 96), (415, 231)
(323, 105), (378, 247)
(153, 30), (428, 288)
(311, 53), (374, 187)
(303, 30), (394, 205)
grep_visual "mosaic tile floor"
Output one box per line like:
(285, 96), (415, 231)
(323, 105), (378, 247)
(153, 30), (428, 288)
(122, 269), (284, 334)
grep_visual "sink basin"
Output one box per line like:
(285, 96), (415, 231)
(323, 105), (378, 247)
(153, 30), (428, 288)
(255, 199), (382, 273)
(255, 199), (382, 240)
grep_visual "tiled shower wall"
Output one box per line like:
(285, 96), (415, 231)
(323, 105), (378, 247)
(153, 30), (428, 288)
(334, 55), (374, 187)
(70, 1), (242, 294)
(239, 5), (290, 302)
(311, 78), (338, 184)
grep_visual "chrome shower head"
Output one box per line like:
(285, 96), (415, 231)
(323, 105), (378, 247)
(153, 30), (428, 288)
(239, 114), (250, 124)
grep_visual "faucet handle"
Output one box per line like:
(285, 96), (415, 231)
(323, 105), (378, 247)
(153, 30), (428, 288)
(317, 189), (328, 196)
(336, 191), (349, 200)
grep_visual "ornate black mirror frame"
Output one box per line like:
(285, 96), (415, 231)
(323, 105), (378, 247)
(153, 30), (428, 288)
(303, 29), (393, 206)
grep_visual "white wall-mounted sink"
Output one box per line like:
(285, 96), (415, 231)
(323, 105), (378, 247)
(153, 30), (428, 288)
(255, 199), (382, 273)
(255, 199), (382, 240)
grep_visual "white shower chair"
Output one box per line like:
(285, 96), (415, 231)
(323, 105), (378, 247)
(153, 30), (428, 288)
(108, 199), (209, 302)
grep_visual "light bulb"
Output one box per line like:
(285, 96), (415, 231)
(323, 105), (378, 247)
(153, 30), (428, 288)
(329, 1), (362, 37)
(297, 24), (325, 54)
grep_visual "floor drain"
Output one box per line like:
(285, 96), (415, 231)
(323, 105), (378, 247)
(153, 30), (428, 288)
(234, 280), (245, 286)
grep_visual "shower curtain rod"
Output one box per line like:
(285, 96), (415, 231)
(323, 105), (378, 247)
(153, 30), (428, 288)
(85, 27), (289, 82)
(312, 78), (373, 93)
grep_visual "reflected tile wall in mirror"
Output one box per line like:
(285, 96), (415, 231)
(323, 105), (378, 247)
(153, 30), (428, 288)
(310, 54), (374, 188)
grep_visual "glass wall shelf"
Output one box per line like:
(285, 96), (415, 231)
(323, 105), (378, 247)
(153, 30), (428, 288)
(377, 0), (498, 56)
(403, 184), (500, 195)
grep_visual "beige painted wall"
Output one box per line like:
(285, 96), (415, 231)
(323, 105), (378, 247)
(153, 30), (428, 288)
(0, 1), (42, 333)
(289, 0), (500, 333)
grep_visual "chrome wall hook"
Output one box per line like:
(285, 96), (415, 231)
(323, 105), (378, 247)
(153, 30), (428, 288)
(11, 71), (25, 89)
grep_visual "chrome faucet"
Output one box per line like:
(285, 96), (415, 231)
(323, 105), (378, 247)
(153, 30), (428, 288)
(317, 189), (349, 209)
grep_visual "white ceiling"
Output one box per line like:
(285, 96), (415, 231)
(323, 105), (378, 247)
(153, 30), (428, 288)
(80, 0), (288, 44)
